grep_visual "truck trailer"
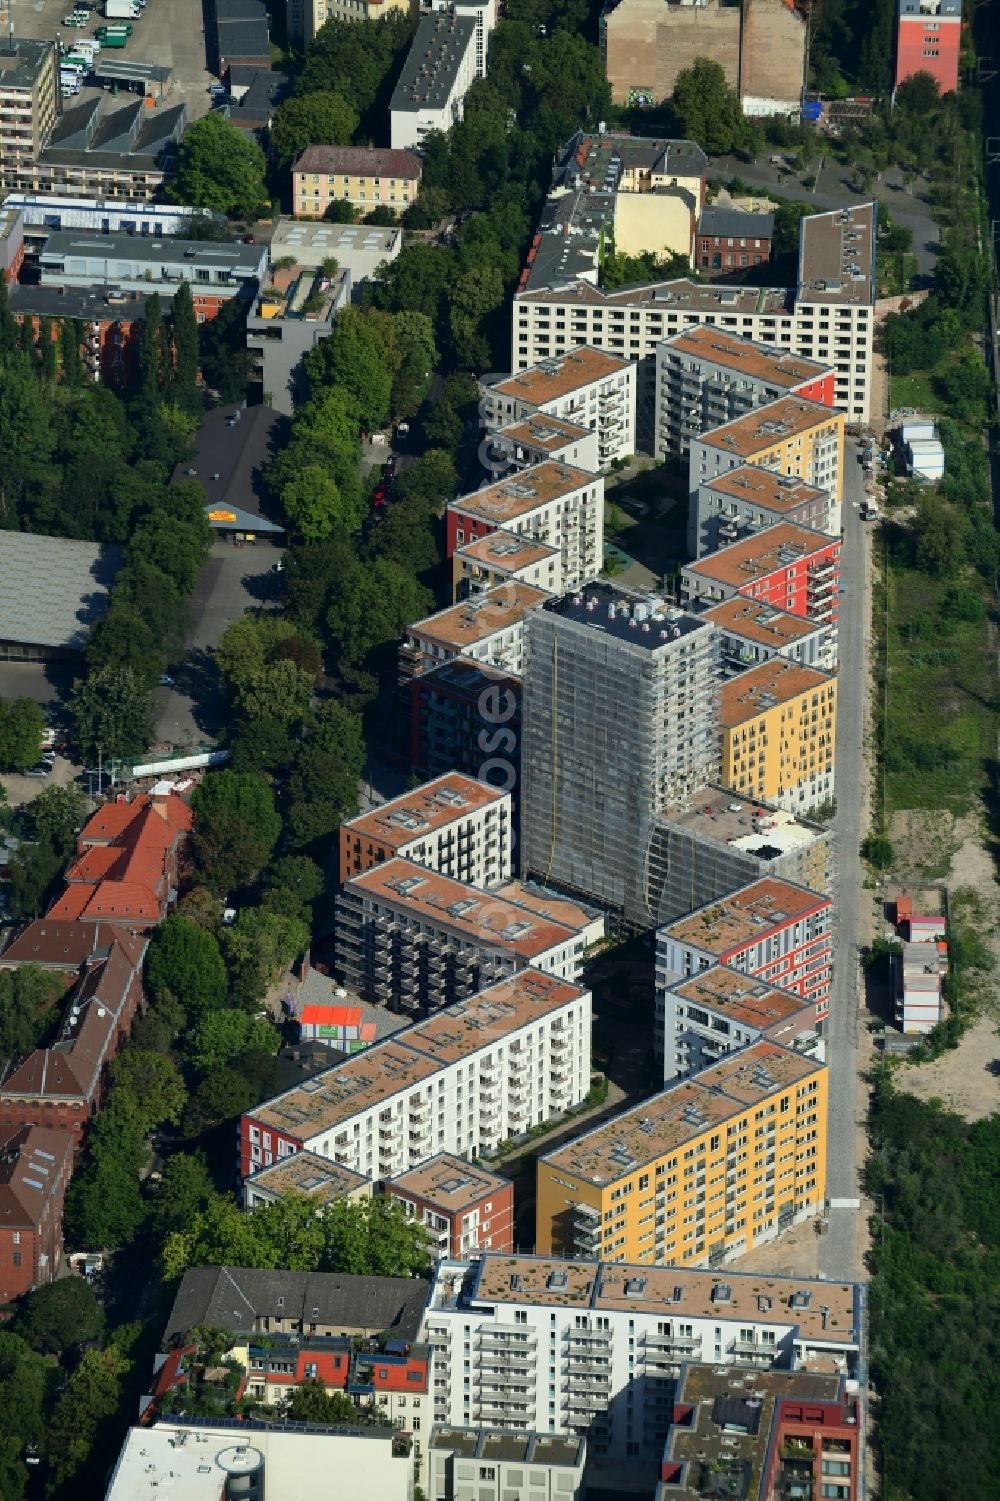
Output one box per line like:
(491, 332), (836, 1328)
(104, 0), (140, 17)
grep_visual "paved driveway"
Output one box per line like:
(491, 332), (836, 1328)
(155, 537), (284, 747)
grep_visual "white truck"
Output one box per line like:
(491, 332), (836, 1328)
(105, 0), (140, 16)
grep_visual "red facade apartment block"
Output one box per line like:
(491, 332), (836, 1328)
(0, 1125), (75, 1302)
(763, 1391), (862, 1500)
(895, 0), (961, 94)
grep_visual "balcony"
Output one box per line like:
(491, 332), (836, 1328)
(643, 1333), (702, 1357)
(478, 1330), (537, 1352)
(565, 1328), (610, 1349)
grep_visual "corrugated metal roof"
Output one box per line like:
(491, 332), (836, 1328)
(0, 531), (123, 651)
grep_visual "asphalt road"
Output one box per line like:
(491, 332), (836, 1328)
(710, 154), (941, 279)
(818, 443), (869, 1283)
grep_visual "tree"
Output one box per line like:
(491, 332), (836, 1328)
(323, 198), (356, 223)
(285, 1380), (377, 1426)
(44, 1330), (138, 1496)
(392, 309), (438, 420)
(221, 907), (309, 1008)
(895, 69), (940, 117)
(449, 264), (504, 369)
(263, 854), (325, 923)
(60, 318), (84, 387)
(670, 58), (746, 156)
(182, 1067), (259, 1140)
(913, 493), (967, 576)
(13, 1276), (105, 1355)
(319, 306), (398, 432)
(70, 664), (154, 765)
(168, 113), (268, 218)
(150, 1150), (217, 1239)
(199, 297), (252, 400)
(187, 1008), (279, 1072)
(111, 1048), (187, 1134)
(191, 770), (282, 892)
(0, 1331), (47, 1501)
(325, 557), (431, 669)
(170, 280), (200, 413)
(939, 354), (991, 420)
(38, 316), (57, 386)
(280, 463), (356, 540)
(296, 13), (412, 121)
(139, 292), (164, 402)
(323, 1195), (430, 1277)
(0, 966), (66, 1063)
(25, 783), (86, 853)
(286, 700), (366, 847)
(0, 697), (44, 772)
(270, 92), (358, 167)
(861, 833), (894, 869)
(145, 914), (228, 1020)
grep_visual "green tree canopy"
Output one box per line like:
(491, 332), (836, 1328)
(12, 1276), (105, 1355)
(70, 664), (154, 765)
(169, 114), (268, 218)
(222, 906), (309, 1009)
(286, 700), (366, 848)
(182, 1067), (259, 1140)
(145, 914), (228, 1020)
(111, 1047), (187, 1135)
(0, 1331), (48, 1501)
(670, 57), (746, 155)
(150, 1150), (217, 1239)
(0, 966), (66, 1062)
(191, 770), (282, 893)
(270, 92), (358, 167)
(0, 698), (44, 772)
(187, 1008), (280, 1073)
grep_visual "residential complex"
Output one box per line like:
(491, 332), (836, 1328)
(895, 0), (961, 95)
(521, 583), (720, 925)
(0, 1125), (74, 1303)
(512, 203), (877, 425)
(334, 860), (597, 1007)
(4, 96), (187, 202)
(706, 595), (835, 675)
(389, 11), (479, 150)
(35, 231), (267, 318)
(536, 1040), (827, 1266)
(690, 465), (836, 561)
(401, 582), (549, 679)
(247, 261), (351, 414)
(385, 1153), (514, 1257)
(338, 773), (512, 889)
(428, 1430), (586, 1501)
(408, 657), (523, 793)
(239, 970), (592, 1176)
(0, 39), (59, 193)
(655, 326), (833, 459)
(680, 524), (841, 632)
(481, 348), (636, 467)
(242, 1151), (373, 1210)
(659, 965), (823, 1083)
(453, 531), (563, 602)
(423, 1254), (862, 1456)
(720, 659), (837, 812)
(656, 876), (834, 1022)
(446, 460), (605, 593)
(291, 144), (422, 219)
(690, 398), (845, 533)
(485, 412), (599, 474)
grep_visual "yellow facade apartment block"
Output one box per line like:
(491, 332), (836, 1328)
(536, 1040), (827, 1268)
(721, 660), (837, 810)
(291, 145), (422, 220)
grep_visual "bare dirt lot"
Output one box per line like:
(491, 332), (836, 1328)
(893, 1012), (999, 1121)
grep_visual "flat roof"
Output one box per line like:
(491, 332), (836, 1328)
(720, 659), (834, 726)
(660, 877), (830, 955)
(798, 201), (876, 306)
(668, 965), (814, 1038)
(493, 880), (603, 935)
(0, 37), (53, 89)
(516, 276), (793, 316)
(541, 1040), (821, 1182)
(344, 859), (577, 959)
(494, 412), (593, 452)
(271, 218), (401, 258)
(701, 464), (829, 513)
(387, 1152), (510, 1211)
(39, 229), (263, 276)
(661, 325), (830, 388)
(450, 461), (595, 525)
(411, 582), (549, 652)
(698, 396), (843, 459)
(459, 1254), (858, 1346)
(242, 1151), (370, 1205)
(490, 345), (631, 405)
(250, 970), (585, 1139)
(455, 530), (560, 571)
(0, 531), (123, 651)
(390, 10), (477, 113)
(684, 522), (838, 589)
(430, 1428), (585, 1468)
(705, 596), (821, 648)
(342, 774), (505, 848)
(656, 785), (828, 859)
(541, 582), (710, 651)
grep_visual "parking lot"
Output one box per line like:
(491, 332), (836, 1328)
(10, 0), (215, 121)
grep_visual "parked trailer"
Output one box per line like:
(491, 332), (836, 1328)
(128, 748), (230, 779)
(105, 0), (140, 14)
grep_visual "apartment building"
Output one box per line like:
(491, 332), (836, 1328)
(721, 660), (838, 813)
(706, 597), (834, 676)
(282, 0), (409, 50)
(521, 584), (720, 926)
(338, 774), (512, 888)
(335, 860), (597, 1009)
(0, 39), (59, 193)
(385, 1153), (514, 1258)
(422, 1254), (862, 1460)
(425, 0), (497, 78)
(696, 207), (774, 272)
(536, 1040), (827, 1266)
(658, 965), (823, 1084)
(6, 96), (187, 204)
(453, 531), (563, 602)
(485, 412), (599, 474)
(895, 0), (961, 93)
(656, 876), (833, 1022)
(446, 461), (604, 593)
(239, 969), (592, 1176)
(291, 144), (422, 219)
(0, 1124), (74, 1303)
(428, 1430), (586, 1501)
(247, 261), (351, 414)
(680, 524), (841, 636)
(690, 465), (836, 561)
(482, 348), (636, 467)
(511, 202), (876, 426)
(659, 1365), (861, 1501)
(690, 398), (845, 535)
(389, 11), (478, 150)
(242, 1150), (372, 1210)
(655, 326), (833, 460)
(269, 217), (402, 283)
(409, 657), (522, 794)
(646, 784), (834, 934)
(402, 582), (549, 680)
(36, 231), (267, 319)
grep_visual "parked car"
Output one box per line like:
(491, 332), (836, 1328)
(158, 673), (175, 686)
(25, 763), (52, 779)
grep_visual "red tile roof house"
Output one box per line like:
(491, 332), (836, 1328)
(47, 794), (192, 928)
(0, 925), (148, 1144)
(0, 1123), (74, 1302)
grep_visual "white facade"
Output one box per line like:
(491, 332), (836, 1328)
(449, 465), (605, 594)
(427, 1429), (585, 1501)
(341, 775), (514, 891)
(421, 1255), (862, 1460)
(688, 419), (841, 522)
(486, 414), (600, 474)
(482, 349), (636, 468)
(245, 971), (592, 1173)
(390, 12), (479, 151)
(404, 584), (549, 678)
(424, 0), (497, 77)
(658, 966), (824, 1084)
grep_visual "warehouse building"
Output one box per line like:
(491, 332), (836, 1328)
(0, 531), (123, 661)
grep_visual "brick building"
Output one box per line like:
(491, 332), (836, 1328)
(696, 207), (774, 272)
(895, 0), (961, 94)
(408, 658), (523, 795)
(338, 774), (512, 890)
(0, 1124), (74, 1302)
(47, 793), (192, 927)
(385, 1153), (514, 1258)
